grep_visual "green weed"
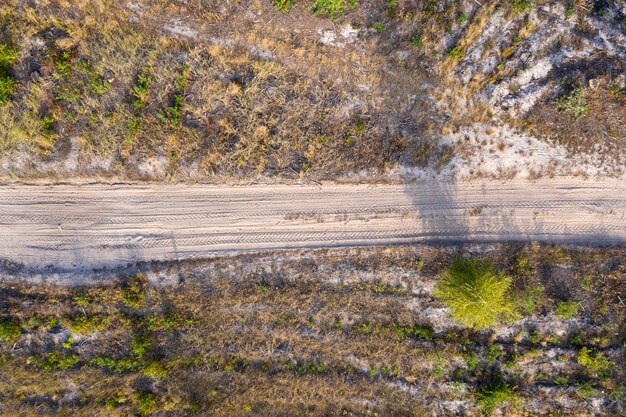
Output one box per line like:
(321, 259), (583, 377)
(476, 382), (520, 415)
(577, 347), (612, 377)
(311, 0), (357, 19)
(0, 44), (19, 103)
(91, 355), (140, 372)
(32, 351), (79, 371)
(555, 300), (579, 318)
(273, 0), (294, 11)
(0, 319), (21, 342)
(132, 72), (151, 109)
(512, 0), (534, 14)
(555, 87), (588, 117)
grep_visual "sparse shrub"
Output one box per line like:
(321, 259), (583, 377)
(577, 347), (612, 377)
(0, 319), (21, 342)
(132, 72), (151, 109)
(136, 391), (156, 416)
(527, 329), (541, 344)
(445, 46), (463, 59)
(273, 0), (294, 11)
(555, 87), (588, 117)
(122, 274), (147, 308)
(385, 0), (398, 17)
(105, 393), (128, 408)
(311, 0), (357, 19)
(0, 76), (16, 103)
(32, 351), (79, 371)
(476, 382), (520, 415)
(66, 314), (109, 334)
(91, 356), (140, 372)
(0, 44), (18, 104)
(435, 258), (516, 329)
(142, 359), (168, 378)
(457, 12), (468, 23)
(577, 381), (599, 399)
(553, 374), (569, 385)
(516, 285), (544, 314)
(512, 0), (534, 14)
(131, 332), (153, 358)
(62, 336), (74, 349)
(0, 44), (19, 67)
(555, 300), (579, 318)
(409, 34), (424, 47)
(39, 115), (55, 134)
(55, 51), (72, 78)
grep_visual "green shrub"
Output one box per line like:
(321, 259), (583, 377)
(122, 274), (147, 308)
(555, 87), (588, 117)
(0, 319), (21, 342)
(32, 352), (79, 371)
(555, 300), (579, 318)
(55, 51), (72, 78)
(0, 44), (18, 104)
(131, 333), (153, 358)
(311, 0), (357, 19)
(136, 391), (156, 416)
(445, 46), (463, 58)
(373, 21), (385, 33)
(132, 73), (151, 109)
(0, 75), (16, 103)
(435, 258), (516, 329)
(577, 347), (612, 377)
(142, 359), (168, 378)
(273, 0), (294, 11)
(477, 382), (520, 415)
(91, 355), (140, 372)
(0, 44), (19, 67)
(512, 0), (534, 13)
(105, 393), (128, 408)
(409, 34), (424, 47)
(66, 314), (109, 334)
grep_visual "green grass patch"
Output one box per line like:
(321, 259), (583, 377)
(311, 0), (357, 19)
(555, 87), (588, 117)
(0, 319), (21, 342)
(555, 300), (579, 318)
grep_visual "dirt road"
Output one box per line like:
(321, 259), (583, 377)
(1, 179), (624, 271)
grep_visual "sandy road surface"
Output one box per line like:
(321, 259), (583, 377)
(0, 179), (624, 271)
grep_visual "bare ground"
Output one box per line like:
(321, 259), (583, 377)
(1, 178), (624, 271)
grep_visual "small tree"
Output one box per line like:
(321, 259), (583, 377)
(435, 257), (516, 329)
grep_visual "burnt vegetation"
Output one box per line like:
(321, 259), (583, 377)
(0, 244), (624, 416)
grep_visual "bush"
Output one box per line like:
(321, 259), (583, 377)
(555, 300), (579, 318)
(0, 44), (18, 104)
(477, 382), (520, 414)
(0, 76), (16, 103)
(0, 319), (21, 342)
(512, 0), (534, 14)
(0, 44), (18, 67)
(273, 0), (294, 11)
(435, 258), (516, 329)
(577, 347), (612, 377)
(32, 352), (79, 371)
(311, 0), (357, 19)
(555, 87), (588, 117)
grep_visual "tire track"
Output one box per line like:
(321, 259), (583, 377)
(0, 179), (624, 270)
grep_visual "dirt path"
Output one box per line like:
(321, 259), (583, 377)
(0, 179), (624, 271)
